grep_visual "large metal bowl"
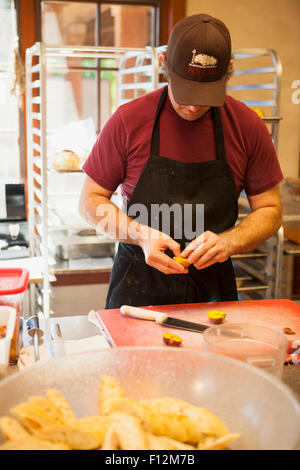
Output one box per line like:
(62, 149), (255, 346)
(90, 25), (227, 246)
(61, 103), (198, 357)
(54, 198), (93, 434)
(0, 347), (299, 450)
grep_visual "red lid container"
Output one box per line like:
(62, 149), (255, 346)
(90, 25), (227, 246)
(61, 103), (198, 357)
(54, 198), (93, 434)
(0, 268), (29, 365)
(0, 268), (29, 296)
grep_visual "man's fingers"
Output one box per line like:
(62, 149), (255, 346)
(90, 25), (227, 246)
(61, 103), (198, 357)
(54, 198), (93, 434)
(165, 239), (182, 258)
(181, 232), (215, 259)
(194, 246), (228, 270)
(147, 251), (188, 274)
(181, 235), (205, 257)
(142, 230), (188, 274)
(194, 246), (220, 269)
(185, 239), (216, 264)
(194, 257), (219, 270)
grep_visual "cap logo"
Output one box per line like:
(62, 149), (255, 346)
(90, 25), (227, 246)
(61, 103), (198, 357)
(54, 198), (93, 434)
(189, 49), (218, 68)
(187, 49), (218, 76)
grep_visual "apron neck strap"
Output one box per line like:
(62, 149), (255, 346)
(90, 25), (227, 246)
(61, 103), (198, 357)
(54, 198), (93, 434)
(150, 85), (168, 157)
(150, 85), (226, 161)
(211, 107), (226, 161)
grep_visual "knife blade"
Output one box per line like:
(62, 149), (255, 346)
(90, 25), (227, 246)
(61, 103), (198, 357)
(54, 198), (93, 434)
(120, 305), (209, 333)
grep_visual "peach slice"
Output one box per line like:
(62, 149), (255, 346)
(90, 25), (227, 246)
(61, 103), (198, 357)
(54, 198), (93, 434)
(172, 257), (190, 268)
(163, 333), (183, 347)
(207, 310), (226, 324)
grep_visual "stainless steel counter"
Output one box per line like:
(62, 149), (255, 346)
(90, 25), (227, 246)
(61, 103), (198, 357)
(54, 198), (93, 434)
(53, 256), (114, 275)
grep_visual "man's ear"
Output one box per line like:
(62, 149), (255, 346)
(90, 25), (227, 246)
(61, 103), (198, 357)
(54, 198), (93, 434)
(159, 53), (167, 69)
(226, 58), (234, 82)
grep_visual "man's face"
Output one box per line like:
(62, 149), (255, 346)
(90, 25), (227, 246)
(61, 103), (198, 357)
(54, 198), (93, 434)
(160, 53), (211, 121)
(168, 84), (210, 121)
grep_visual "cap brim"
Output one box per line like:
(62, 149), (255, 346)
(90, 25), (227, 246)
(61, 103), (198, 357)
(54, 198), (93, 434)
(168, 66), (227, 107)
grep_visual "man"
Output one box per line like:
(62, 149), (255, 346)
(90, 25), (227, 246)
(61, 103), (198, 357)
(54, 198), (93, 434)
(79, 13), (283, 309)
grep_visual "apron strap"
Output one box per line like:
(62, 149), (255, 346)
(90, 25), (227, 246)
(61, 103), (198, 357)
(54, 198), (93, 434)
(212, 107), (226, 161)
(150, 85), (169, 157)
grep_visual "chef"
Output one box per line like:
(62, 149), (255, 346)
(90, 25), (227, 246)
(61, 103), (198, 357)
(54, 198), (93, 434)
(79, 13), (283, 309)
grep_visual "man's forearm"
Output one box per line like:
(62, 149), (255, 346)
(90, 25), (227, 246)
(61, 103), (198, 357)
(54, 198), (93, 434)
(220, 205), (282, 256)
(79, 195), (149, 246)
(79, 194), (185, 273)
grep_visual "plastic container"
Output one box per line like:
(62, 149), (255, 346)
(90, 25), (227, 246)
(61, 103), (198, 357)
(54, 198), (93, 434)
(0, 268), (29, 364)
(203, 323), (288, 379)
(0, 306), (17, 378)
(280, 178), (300, 244)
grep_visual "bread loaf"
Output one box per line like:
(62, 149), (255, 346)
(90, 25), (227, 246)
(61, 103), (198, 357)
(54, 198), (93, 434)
(52, 149), (81, 170)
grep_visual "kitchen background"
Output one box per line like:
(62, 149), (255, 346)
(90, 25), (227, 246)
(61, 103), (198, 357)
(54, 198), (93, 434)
(0, 0), (300, 317)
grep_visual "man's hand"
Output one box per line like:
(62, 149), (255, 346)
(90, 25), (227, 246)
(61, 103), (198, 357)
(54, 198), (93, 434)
(180, 185), (282, 270)
(79, 176), (188, 275)
(181, 231), (233, 270)
(139, 226), (188, 275)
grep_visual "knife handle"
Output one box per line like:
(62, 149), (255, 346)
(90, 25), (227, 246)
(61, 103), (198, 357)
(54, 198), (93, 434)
(120, 305), (167, 324)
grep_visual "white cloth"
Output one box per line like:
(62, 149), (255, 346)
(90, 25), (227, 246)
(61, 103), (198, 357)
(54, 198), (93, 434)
(17, 310), (111, 369)
(18, 335), (109, 369)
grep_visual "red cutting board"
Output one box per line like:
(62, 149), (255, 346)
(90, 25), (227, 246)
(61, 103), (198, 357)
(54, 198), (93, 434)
(96, 299), (300, 353)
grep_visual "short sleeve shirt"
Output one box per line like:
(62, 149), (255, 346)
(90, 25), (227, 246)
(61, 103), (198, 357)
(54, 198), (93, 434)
(83, 88), (283, 206)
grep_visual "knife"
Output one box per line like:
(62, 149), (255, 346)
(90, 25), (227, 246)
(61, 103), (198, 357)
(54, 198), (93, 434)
(120, 305), (209, 333)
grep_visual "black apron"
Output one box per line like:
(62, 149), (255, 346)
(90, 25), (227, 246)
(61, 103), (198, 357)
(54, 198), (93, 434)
(105, 86), (238, 309)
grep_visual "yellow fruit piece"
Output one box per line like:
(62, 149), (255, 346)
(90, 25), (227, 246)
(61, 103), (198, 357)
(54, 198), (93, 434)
(250, 107), (265, 118)
(163, 333), (183, 347)
(173, 257), (190, 268)
(207, 310), (226, 324)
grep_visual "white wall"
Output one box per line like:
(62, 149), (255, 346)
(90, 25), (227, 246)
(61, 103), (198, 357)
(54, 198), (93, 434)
(51, 284), (109, 317)
(187, 0), (300, 178)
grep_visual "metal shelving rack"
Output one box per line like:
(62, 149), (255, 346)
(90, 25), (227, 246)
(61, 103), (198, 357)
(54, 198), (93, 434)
(228, 48), (282, 149)
(281, 236), (300, 302)
(227, 49), (283, 299)
(25, 43), (160, 317)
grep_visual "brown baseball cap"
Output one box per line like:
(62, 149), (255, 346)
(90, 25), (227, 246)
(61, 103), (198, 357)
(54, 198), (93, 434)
(166, 14), (231, 106)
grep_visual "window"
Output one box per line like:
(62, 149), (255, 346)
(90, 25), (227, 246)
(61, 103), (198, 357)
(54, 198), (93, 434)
(0, 0), (21, 183)
(39, 1), (159, 134)
(41, 2), (156, 48)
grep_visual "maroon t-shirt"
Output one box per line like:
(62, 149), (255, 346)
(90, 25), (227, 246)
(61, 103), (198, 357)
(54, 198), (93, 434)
(83, 88), (283, 207)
